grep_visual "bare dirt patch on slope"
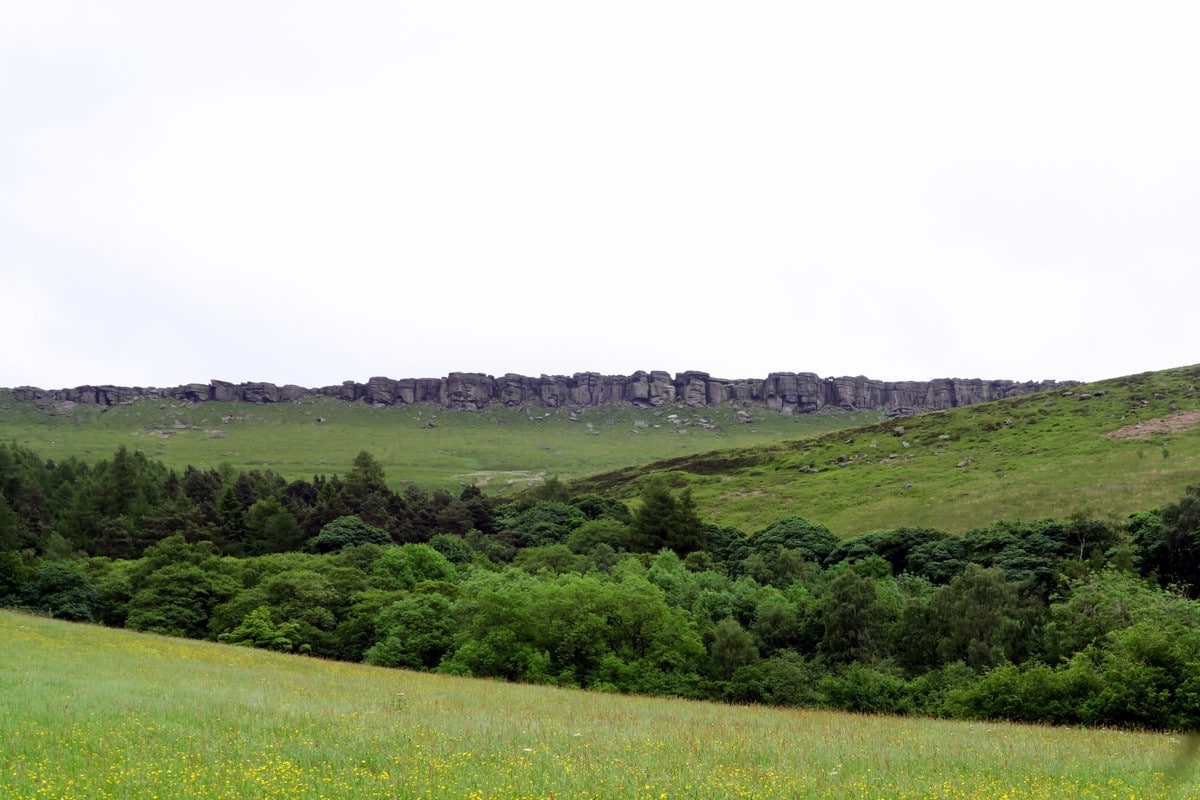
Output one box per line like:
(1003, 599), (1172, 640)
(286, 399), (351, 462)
(1106, 409), (1200, 439)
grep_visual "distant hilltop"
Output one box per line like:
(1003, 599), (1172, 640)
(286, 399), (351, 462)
(4, 371), (1076, 417)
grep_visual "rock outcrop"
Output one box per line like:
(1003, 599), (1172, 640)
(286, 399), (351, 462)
(5, 371), (1074, 416)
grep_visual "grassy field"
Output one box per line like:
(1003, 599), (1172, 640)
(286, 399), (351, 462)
(574, 365), (1200, 535)
(3, 609), (1196, 800)
(0, 394), (876, 493)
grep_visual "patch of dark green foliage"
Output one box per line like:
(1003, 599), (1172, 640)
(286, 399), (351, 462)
(3, 441), (1200, 730)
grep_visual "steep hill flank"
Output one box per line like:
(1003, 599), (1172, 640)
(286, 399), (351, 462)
(570, 365), (1200, 535)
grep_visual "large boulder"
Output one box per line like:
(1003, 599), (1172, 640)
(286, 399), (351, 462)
(444, 373), (496, 410)
(763, 372), (826, 414)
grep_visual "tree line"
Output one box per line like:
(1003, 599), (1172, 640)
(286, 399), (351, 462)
(3, 441), (1200, 730)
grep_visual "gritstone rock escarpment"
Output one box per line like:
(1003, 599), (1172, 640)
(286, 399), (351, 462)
(5, 371), (1074, 416)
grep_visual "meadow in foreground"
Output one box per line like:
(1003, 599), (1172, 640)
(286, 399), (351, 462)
(3, 611), (1197, 800)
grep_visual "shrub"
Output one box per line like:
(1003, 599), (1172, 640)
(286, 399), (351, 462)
(307, 516), (392, 553)
(818, 663), (913, 715)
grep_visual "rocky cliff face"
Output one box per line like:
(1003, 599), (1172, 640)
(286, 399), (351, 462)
(4, 371), (1075, 416)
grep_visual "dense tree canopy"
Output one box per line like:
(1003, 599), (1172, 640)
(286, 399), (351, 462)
(5, 440), (1200, 730)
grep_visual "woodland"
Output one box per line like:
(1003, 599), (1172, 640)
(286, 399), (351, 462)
(4, 441), (1200, 731)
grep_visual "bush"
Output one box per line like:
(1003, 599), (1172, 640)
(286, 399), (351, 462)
(945, 660), (1098, 725)
(498, 502), (587, 548)
(370, 544), (457, 591)
(818, 663), (913, 715)
(1080, 622), (1200, 729)
(19, 560), (99, 621)
(727, 652), (826, 707)
(513, 545), (584, 576)
(728, 517), (838, 572)
(307, 516), (392, 553)
(565, 518), (633, 554)
(364, 593), (455, 669)
(217, 606), (301, 652)
(428, 534), (476, 565)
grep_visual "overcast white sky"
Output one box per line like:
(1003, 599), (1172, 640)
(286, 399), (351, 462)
(2, 2), (1197, 390)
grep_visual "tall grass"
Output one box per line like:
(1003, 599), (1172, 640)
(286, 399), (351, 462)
(3, 611), (1196, 799)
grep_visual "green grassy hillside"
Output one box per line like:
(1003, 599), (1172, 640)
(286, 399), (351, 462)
(2, 610), (1192, 800)
(6, 364), (1200, 538)
(572, 365), (1200, 535)
(0, 395), (876, 493)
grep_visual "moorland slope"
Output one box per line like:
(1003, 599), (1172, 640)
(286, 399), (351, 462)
(572, 364), (1200, 534)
